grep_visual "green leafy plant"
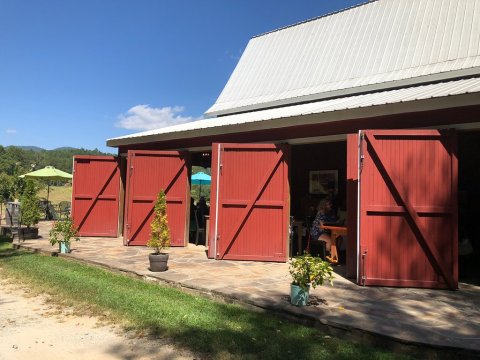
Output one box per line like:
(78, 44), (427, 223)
(49, 217), (80, 247)
(289, 253), (334, 290)
(20, 179), (41, 228)
(0, 173), (13, 203)
(147, 189), (171, 254)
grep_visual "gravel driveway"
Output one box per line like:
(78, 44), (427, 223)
(0, 279), (195, 360)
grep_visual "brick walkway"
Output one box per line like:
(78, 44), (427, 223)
(12, 221), (480, 355)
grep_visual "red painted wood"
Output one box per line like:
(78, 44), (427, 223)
(359, 130), (458, 289)
(124, 150), (189, 246)
(346, 134), (359, 279)
(450, 133), (459, 286)
(72, 156), (120, 237)
(210, 143), (289, 262)
(207, 144), (220, 259)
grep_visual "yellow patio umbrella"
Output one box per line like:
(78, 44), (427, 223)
(20, 166), (73, 203)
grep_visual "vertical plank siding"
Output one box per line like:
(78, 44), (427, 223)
(359, 130), (457, 289)
(72, 156), (120, 237)
(124, 150), (189, 247)
(210, 143), (289, 262)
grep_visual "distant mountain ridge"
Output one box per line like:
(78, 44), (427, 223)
(53, 147), (77, 151)
(10, 145), (95, 152)
(13, 145), (45, 152)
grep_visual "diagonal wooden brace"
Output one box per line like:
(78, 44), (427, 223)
(127, 158), (185, 243)
(365, 131), (455, 289)
(76, 165), (118, 231)
(220, 148), (284, 258)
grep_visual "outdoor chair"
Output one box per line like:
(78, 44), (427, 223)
(194, 209), (205, 246)
(58, 201), (71, 219)
(38, 200), (58, 220)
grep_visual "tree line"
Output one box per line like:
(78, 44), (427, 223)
(0, 145), (112, 203)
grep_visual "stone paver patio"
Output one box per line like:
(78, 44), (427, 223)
(11, 221), (480, 356)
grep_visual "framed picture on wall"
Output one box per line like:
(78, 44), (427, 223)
(309, 170), (338, 195)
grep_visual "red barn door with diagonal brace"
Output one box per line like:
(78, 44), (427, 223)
(124, 150), (189, 246)
(72, 156), (120, 237)
(209, 143), (289, 262)
(358, 130), (458, 289)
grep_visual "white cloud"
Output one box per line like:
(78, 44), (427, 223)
(116, 104), (197, 131)
(5, 129), (17, 134)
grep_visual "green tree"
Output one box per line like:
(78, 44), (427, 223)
(12, 176), (26, 200)
(147, 190), (171, 254)
(0, 146), (113, 176)
(0, 173), (13, 203)
(20, 180), (41, 228)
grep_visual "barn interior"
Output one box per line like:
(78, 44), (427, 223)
(458, 130), (480, 284)
(189, 151), (212, 245)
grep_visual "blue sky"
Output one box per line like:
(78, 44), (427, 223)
(0, 0), (361, 152)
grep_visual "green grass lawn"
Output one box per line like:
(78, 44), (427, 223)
(0, 241), (410, 360)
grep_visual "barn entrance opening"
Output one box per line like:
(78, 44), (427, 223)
(290, 141), (348, 263)
(458, 130), (480, 285)
(189, 151), (212, 246)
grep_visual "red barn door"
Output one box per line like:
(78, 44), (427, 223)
(208, 143), (289, 262)
(72, 156), (120, 237)
(124, 150), (189, 246)
(358, 130), (458, 289)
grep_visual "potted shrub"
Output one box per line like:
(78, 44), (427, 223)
(19, 180), (41, 240)
(49, 216), (80, 253)
(289, 253), (334, 306)
(147, 189), (171, 272)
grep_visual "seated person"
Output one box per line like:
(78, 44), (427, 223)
(189, 197), (197, 242)
(310, 199), (338, 262)
(196, 196), (209, 227)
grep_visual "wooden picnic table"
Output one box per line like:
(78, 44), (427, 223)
(320, 225), (347, 264)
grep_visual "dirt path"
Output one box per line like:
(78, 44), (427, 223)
(0, 280), (196, 360)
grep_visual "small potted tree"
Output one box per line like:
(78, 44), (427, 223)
(289, 253), (334, 306)
(49, 216), (80, 253)
(19, 180), (41, 240)
(147, 189), (171, 272)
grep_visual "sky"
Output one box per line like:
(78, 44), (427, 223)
(0, 0), (362, 153)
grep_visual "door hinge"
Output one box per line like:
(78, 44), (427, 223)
(361, 250), (367, 286)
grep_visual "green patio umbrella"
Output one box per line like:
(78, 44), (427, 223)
(20, 166), (73, 203)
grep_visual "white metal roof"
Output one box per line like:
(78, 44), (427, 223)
(107, 77), (480, 147)
(206, 0), (480, 117)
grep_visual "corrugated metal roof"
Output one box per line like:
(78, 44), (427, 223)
(206, 0), (480, 116)
(107, 77), (480, 147)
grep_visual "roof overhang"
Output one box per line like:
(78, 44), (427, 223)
(107, 77), (480, 148)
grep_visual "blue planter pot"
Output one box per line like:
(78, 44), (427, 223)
(290, 284), (310, 306)
(59, 242), (70, 254)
